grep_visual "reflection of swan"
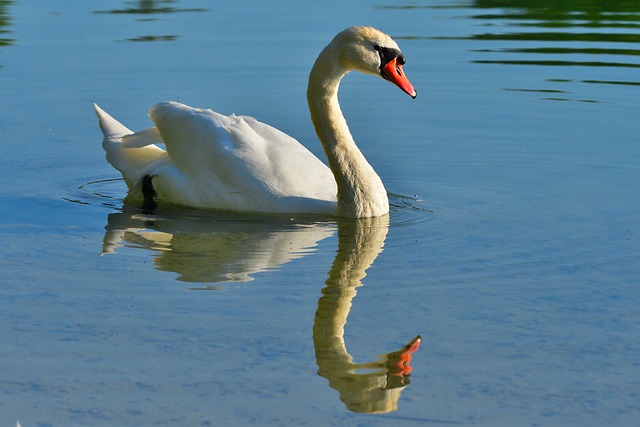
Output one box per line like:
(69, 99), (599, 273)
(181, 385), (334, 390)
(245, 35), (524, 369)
(100, 202), (420, 409)
(94, 26), (416, 218)
(314, 216), (421, 413)
(102, 199), (335, 284)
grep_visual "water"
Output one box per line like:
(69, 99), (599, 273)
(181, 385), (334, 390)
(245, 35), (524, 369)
(1, 0), (639, 425)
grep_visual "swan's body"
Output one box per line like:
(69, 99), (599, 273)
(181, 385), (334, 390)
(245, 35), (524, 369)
(95, 26), (416, 217)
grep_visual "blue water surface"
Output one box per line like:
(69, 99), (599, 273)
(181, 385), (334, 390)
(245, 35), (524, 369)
(1, 1), (639, 426)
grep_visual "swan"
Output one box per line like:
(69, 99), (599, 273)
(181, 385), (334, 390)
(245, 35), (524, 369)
(95, 26), (416, 217)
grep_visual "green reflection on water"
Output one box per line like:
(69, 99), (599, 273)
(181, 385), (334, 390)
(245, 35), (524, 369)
(472, 0), (640, 14)
(0, 0), (13, 48)
(93, 0), (208, 43)
(93, 0), (207, 15)
(582, 79), (640, 86)
(479, 47), (640, 56)
(429, 0), (640, 88)
(474, 59), (640, 69)
(466, 32), (640, 44)
(120, 35), (179, 42)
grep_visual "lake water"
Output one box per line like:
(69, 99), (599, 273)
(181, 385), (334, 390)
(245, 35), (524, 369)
(1, 0), (639, 426)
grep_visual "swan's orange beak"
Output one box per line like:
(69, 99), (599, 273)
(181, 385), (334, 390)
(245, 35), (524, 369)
(387, 335), (422, 376)
(382, 57), (417, 99)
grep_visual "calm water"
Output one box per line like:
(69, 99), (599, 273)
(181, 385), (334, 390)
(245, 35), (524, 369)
(1, 0), (639, 426)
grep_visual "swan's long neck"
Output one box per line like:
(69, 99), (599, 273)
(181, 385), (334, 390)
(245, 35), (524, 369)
(307, 47), (389, 218)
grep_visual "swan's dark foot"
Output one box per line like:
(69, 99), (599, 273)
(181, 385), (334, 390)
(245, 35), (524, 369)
(141, 175), (157, 212)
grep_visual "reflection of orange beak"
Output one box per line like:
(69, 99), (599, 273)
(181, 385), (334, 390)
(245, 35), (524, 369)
(382, 58), (417, 99)
(388, 335), (422, 376)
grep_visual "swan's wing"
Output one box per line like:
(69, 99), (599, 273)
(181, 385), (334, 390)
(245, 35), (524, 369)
(121, 127), (163, 148)
(148, 101), (337, 201)
(228, 114), (337, 198)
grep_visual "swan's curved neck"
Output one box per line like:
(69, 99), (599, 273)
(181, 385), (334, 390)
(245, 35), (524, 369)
(307, 47), (389, 218)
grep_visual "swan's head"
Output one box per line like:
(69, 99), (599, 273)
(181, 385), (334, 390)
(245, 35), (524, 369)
(331, 26), (417, 99)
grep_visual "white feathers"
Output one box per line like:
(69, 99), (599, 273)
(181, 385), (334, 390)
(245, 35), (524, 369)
(96, 101), (337, 214)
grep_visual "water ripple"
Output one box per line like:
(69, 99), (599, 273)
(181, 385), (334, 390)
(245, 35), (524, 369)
(66, 179), (434, 228)
(64, 178), (125, 209)
(388, 192), (434, 228)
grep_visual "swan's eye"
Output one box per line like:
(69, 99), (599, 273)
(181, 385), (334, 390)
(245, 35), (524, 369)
(375, 46), (405, 68)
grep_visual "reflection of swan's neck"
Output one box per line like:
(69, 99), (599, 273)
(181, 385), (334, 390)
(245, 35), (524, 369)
(314, 218), (388, 365)
(314, 217), (411, 414)
(307, 47), (388, 218)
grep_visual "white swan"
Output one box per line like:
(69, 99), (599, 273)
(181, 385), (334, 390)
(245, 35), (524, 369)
(95, 26), (416, 218)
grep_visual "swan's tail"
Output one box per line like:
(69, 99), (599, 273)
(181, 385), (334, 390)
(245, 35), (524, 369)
(94, 103), (132, 139)
(94, 103), (168, 189)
